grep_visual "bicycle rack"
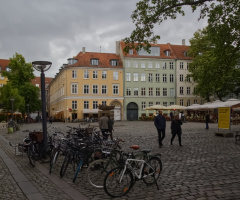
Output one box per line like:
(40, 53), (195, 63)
(9, 142), (23, 156)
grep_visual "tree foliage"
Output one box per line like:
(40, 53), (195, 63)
(187, 27), (240, 101)
(124, 0), (240, 52)
(1, 53), (41, 113)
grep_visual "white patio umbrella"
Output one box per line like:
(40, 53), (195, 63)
(223, 99), (240, 107)
(143, 106), (156, 110)
(166, 105), (186, 110)
(207, 100), (224, 109)
(184, 104), (201, 110)
(150, 105), (168, 110)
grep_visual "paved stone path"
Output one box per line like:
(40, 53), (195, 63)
(0, 121), (240, 200)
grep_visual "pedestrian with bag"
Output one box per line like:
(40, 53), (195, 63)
(107, 114), (114, 140)
(154, 110), (166, 148)
(171, 115), (183, 146)
(99, 113), (109, 140)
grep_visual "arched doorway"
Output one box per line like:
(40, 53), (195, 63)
(127, 102), (138, 121)
(110, 100), (122, 121)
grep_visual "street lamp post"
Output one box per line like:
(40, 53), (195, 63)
(27, 104), (30, 124)
(32, 61), (52, 158)
(10, 98), (14, 125)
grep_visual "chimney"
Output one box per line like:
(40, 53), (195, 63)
(116, 41), (120, 55)
(154, 40), (158, 45)
(82, 47), (86, 54)
(182, 39), (185, 46)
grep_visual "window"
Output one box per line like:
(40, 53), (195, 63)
(91, 58), (99, 65)
(110, 59), (119, 66)
(36, 84), (39, 88)
(138, 46), (160, 56)
(162, 74), (167, 82)
(186, 76), (191, 82)
(184, 51), (188, 57)
(169, 62), (174, 70)
(93, 85), (98, 94)
(126, 88), (131, 96)
(129, 49), (133, 55)
(133, 61), (138, 68)
(149, 102), (153, 107)
(170, 102), (174, 106)
(187, 87), (191, 95)
(180, 74), (184, 82)
(84, 85), (89, 94)
(155, 62), (160, 68)
(113, 84), (119, 95)
(148, 62), (152, 68)
(162, 62), (167, 69)
(102, 101), (107, 105)
(156, 102), (160, 105)
(71, 83), (78, 94)
(164, 50), (171, 56)
(187, 100), (191, 106)
(102, 85), (107, 94)
(126, 73), (131, 81)
(141, 88), (146, 96)
(194, 99), (198, 104)
(102, 71), (107, 79)
(125, 60), (130, 67)
(93, 101), (98, 109)
(141, 73), (146, 81)
(134, 88), (138, 96)
(93, 71), (98, 79)
(141, 62), (145, 68)
(180, 62), (184, 69)
(156, 88), (160, 96)
(72, 101), (77, 110)
(142, 102), (146, 110)
(84, 101), (89, 109)
(163, 88), (167, 96)
(156, 74), (160, 82)
(170, 74), (174, 82)
(163, 102), (167, 107)
(133, 73), (138, 81)
(149, 87), (153, 96)
(180, 87), (184, 95)
(148, 73), (153, 82)
(170, 88), (174, 97)
(180, 99), (184, 106)
(6, 67), (11, 72)
(72, 70), (77, 78)
(187, 62), (189, 70)
(84, 70), (89, 79)
(113, 71), (118, 80)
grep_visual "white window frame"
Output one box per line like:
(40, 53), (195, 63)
(163, 88), (167, 96)
(113, 71), (118, 80)
(72, 70), (77, 79)
(156, 88), (160, 96)
(180, 87), (184, 95)
(84, 70), (89, 79)
(126, 88), (131, 96)
(134, 88), (138, 96)
(170, 74), (174, 82)
(92, 85), (98, 94)
(141, 88), (146, 96)
(162, 74), (167, 82)
(126, 73), (131, 81)
(71, 83), (78, 94)
(133, 73), (138, 81)
(113, 84), (119, 95)
(148, 73), (153, 82)
(102, 85), (107, 94)
(93, 71), (98, 79)
(93, 101), (98, 109)
(141, 73), (146, 81)
(72, 100), (77, 110)
(83, 85), (89, 94)
(102, 71), (107, 79)
(84, 101), (89, 109)
(156, 74), (160, 83)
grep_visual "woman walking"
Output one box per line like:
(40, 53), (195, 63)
(171, 115), (183, 146)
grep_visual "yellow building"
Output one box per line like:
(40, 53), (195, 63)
(0, 59), (9, 87)
(49, 48), (124, 121)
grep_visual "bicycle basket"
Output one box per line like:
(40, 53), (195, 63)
(29, 132), (43, 142)
(85, 128), (93, 134)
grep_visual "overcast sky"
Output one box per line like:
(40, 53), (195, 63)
(0, 0), (208, 78)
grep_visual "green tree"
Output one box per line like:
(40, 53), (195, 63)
(0, 83), (25, 112)
(187, 28), (240, 101)
(2, 53), (40, 112)
(124, 0), (240, 52)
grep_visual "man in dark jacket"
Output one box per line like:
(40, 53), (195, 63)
(154, 110), (166, 148)
(171, 115), (183, 146)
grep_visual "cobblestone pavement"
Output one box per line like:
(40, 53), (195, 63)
(0, 121), (240, 200)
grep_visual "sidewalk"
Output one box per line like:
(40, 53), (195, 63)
(0, 121), (240, 199)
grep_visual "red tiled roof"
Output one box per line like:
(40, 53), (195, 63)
(0, 59), (10, 71)
(67, 52), (123, 68)
(120, 41), (192, 60)
(31, 77), (53, 87)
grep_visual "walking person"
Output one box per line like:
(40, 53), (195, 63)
(205, 112), (210, 129)
(107, 114), (114, 140)
(170, 115), (183, 146)
(99, 113), (109, 140)
(170, 111), (174, 121)
(154, 110), (166, 148)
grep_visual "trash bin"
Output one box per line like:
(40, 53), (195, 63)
(8, 127), (13, 133)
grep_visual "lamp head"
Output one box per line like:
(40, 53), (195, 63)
(32, 61), (52, 72)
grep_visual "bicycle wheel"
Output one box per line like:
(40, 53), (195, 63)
(73, 159), (83, 183)
(60, 155), (70, 178)
(87, 159), (116, 188)
(142, 156), (162, 185)
(104, 167), (133, 198)
(27, 143), (36, 167)
(49, 149), (59, 174)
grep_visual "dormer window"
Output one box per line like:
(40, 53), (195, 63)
(164, 50), (171, 56)
(110, 59), (119, 66)
(6, 67), (11, 72)
(91, 58), (99, 65)
(129, 49), (133, 55)
(184, 51), (188, 57)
